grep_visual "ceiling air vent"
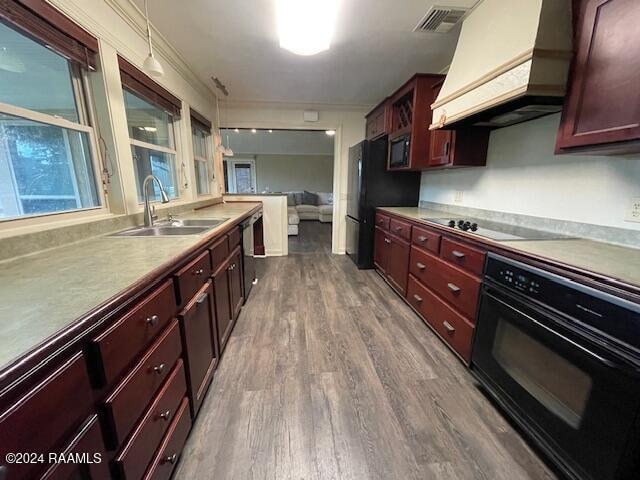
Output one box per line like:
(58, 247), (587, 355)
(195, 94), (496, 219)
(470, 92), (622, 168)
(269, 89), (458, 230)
(414, 6), (469, 33)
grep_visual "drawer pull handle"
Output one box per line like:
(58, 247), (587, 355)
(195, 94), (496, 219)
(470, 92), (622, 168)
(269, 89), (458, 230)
(417, 235), (427, 243)
(452, 250), (466, 259)
(447, 283), (461, 294)
(395, 226), (403, 232)
(443, 321), (455, 334)
(152, 363), (166, 375)
(196, 292), (207, 304)
(164, 453), (178, 465)
(384, 238), (391, 244)
(146, 315), (159, 326)
(413, 294), (423, 303)
(158, 410), (171, 421)
(416, 262), (426, 270)
(194, 268), (204, 276)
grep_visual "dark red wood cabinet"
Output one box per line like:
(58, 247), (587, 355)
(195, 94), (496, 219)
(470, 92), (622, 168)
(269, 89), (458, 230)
(213, 259), (234, 354)
(365, 98), (391, 140)
(387, 74), (444, 171)
(428, 81), (489, 168)
(556, 0), (640, 154)
(228, 247), (244, 321)
(179, 281), (218, 417)
(373, 220), (411, 296)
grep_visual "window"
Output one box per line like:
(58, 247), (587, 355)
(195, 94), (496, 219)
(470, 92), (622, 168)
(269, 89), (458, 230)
(123, 90), (178, 202)
(192, 126), (211, 195)
(0, 21), (101, 220)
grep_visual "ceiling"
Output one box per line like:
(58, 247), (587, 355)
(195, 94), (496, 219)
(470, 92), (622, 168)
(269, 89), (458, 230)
(132, 0), (478, 106)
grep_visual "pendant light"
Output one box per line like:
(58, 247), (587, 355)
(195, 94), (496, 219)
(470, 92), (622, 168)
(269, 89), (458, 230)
(142, 0), (164, 77)
(216, 95), (234, 157)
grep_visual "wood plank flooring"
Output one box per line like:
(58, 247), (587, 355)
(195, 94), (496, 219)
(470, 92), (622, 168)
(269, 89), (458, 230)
(174, 222), (557, 480)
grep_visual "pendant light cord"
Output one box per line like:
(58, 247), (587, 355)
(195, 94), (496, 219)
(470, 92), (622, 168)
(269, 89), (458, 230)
(144, 0), (154, 57)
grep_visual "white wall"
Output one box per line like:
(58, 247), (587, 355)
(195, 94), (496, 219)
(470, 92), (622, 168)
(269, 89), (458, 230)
(223, 194), (288, 256)
(420, 114), (640, 232)
(221, 129), (334, 156)
(254, 155), (334, 193)
(222, 102), (368, 254)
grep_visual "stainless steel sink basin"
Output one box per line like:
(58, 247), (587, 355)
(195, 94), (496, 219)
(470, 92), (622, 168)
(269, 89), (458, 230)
(164, 218), (229, 228)
(110, 225), (212, 237)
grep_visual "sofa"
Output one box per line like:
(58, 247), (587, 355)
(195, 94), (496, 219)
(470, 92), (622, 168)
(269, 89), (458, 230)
(286, 191), (333, 236)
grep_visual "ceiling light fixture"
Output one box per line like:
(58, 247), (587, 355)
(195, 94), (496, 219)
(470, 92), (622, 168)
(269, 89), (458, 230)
(276, 0), (340, 56)
(234, 128), (240, 133)
(325, 129), (336, 136)
(142, 0), (164, 77)
(268, 129), (273, 133)
(251, 128), (257, 133)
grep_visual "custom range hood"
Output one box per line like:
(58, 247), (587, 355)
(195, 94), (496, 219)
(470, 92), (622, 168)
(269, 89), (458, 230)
(431, 0), (573, 129)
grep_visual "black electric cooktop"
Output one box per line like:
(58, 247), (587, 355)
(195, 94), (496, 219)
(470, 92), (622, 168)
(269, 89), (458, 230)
(423, 218), (572, 242)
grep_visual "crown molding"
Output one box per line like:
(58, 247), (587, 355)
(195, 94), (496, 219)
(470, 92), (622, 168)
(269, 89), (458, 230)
(223, 98), (373, 113)
(48, 0), (215, 102)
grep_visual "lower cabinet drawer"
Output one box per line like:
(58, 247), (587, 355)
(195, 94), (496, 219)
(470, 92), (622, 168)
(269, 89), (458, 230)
(91, 280), (176, 386)
(114, 360), (187, 480)
(389, 218), (412, 241)
(375, 213), (390, 230)
(417, 249), (481, 320)
(411, 226), (441, 254)
(174, 250), (212, 308)
(40, 415), (110, 480)
(407, 275), (475, 363)
(0, 352), (94, 480)
(143, 397), (192, 480)
(103, 320), (182, 446)
(440, 237), (486, 276)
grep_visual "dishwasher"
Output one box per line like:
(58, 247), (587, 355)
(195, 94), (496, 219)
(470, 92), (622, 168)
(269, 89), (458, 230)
(240, 211), (261, 301)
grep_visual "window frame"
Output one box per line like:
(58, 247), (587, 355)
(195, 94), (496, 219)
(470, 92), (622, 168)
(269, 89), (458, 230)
(191, 125), (213, 196)
(0, 62), (107, 224)
(123, 88), (180, 204)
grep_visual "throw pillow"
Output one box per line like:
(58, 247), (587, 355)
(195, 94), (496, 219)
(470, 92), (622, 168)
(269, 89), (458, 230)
(302, 190), (319, 206)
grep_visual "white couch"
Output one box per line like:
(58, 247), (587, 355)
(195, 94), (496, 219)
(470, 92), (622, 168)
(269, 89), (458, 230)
(286, 191), (333, 235)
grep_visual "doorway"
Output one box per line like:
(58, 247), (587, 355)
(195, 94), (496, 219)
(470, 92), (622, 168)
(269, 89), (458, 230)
(224, 158), (257, 193)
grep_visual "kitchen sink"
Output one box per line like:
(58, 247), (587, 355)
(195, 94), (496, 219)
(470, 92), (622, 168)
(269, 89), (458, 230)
(162, 218), (229, 228)
(110, 225), (212, 237)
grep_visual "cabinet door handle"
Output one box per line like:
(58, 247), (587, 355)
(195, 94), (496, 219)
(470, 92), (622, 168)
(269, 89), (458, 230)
(447, 283), (461, 294)
(451, 250), (466, 259)
(413, 294), (423, 303)
(417, 235), (427, 243)
(384, 238), (391, 244)
(194, 268), (204, 276)
(395, 226), (403, 232)
(196, 292), (207, 304)
(146, 314), (159, 326)
(158, 410), (171, 421)
(152, 363), (166, 375)
(443, 321), (455, 333)
(416, 262), (426, 270)
(164, 453), (178, 465)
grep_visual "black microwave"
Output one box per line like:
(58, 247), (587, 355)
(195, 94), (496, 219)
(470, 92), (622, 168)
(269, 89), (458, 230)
(389, 134), (411, 168)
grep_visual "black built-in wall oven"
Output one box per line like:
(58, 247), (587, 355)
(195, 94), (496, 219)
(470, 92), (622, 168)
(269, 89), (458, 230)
(472, 253), (640, 480)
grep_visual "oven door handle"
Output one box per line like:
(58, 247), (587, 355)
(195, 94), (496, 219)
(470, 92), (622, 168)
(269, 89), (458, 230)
(485, 291), (640, 377)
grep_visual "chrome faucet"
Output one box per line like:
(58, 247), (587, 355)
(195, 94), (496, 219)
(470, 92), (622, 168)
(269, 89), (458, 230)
(142, 175), (170, 227)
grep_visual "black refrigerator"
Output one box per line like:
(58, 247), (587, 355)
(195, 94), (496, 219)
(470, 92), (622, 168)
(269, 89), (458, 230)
(346, 138), (421, 269)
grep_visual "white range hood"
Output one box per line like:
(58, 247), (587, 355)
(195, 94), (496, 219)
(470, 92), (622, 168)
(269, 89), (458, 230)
(431, 0), (573, 129)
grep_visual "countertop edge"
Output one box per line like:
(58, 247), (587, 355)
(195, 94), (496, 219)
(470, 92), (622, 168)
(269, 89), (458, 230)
(377, 207), (640, 301)
(0, 203), (262, 393)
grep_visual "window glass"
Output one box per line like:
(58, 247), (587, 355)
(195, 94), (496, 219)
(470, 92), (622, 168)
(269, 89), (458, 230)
(131, 144), (178, 202)
(192, 126), (210, 195)
(123, 90), (173, 148)
(192, 128), (206, 158)
(0, 113), (99, 219)
(194, 159), (209, 195)
(0, 22), (79, 122)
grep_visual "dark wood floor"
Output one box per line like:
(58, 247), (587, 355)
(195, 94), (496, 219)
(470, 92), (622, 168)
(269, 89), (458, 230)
(175, 222), (556, 479)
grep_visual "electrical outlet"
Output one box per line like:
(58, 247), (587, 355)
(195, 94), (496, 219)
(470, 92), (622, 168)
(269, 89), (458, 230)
(454, 190), (464, 203)
(625, 197), (640, 223)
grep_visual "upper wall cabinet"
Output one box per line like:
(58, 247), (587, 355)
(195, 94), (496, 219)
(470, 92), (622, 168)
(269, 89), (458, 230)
(556, 0), (640, 154)
(365, 99), (391, 140)
(428, 81), (490, 169)
(387, 74), (444, 171)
